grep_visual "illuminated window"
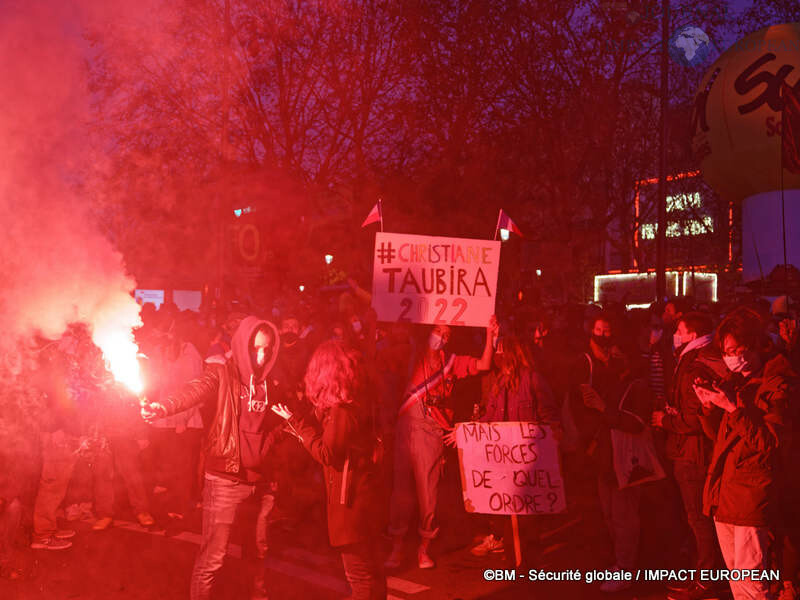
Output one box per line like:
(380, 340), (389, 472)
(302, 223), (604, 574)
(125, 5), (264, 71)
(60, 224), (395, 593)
(666, 192), (701, 212)
(666, 222), (681, 237)
(639, 216), (713, 239)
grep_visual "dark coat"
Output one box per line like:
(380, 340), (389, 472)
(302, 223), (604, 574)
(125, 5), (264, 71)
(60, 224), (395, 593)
(570, 351), (650, 480)
(662, 343), (721, 466)
(289, 402), (385, 547)
(163, 318), (283, 475)
(702, 353), (795, 527)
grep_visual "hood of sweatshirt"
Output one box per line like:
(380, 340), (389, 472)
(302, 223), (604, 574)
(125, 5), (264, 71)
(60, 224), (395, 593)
(231, 316), (280, 385)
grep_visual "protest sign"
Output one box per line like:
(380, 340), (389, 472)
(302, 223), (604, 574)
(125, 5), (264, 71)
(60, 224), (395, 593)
(371, 232), (500, 327)
(455, 422), (566, 515)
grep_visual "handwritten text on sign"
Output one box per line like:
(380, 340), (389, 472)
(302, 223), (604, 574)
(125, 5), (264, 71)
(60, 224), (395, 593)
(456, 422), (566, 515)
(371, 232), (500, 327)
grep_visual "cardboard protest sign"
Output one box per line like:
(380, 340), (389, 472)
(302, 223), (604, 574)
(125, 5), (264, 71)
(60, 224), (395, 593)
(371, 232), (500, 327)
(455, 422), (566, 515)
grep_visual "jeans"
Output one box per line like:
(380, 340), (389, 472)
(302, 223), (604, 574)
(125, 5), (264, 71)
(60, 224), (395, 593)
(673, 460), (720, 571)
(388, 409), (443, 540)
(190, 473), (274, 600)
(340, 541), (387, 600)
(33, 433), (78, 537)
(597, 476), (641, 570)
(715, 520), (775, 600)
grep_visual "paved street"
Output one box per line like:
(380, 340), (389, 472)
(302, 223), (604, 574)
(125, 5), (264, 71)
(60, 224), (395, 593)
(0, 487), (731, 600)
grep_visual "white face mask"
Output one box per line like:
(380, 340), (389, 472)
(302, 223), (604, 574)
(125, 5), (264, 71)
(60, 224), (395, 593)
(428, 332), (444, 351)
(723, 354), (746, 372)
(351, 320), (362, 334)
(724, 351), (758, 374)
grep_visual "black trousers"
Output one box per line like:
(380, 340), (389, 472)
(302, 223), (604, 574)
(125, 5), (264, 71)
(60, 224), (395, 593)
(339, 540), (387, 600)
(673, 460), (720, 572)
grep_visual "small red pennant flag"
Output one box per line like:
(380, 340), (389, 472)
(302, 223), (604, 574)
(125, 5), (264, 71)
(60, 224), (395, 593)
(361, 200), (383, 228)
(496, 209), (524, 238)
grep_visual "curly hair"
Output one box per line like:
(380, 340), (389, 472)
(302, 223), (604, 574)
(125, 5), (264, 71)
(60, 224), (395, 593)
(303, 340), (361, 411)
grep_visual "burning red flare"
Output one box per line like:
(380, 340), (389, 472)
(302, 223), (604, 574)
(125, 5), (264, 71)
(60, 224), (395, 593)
(93, 326), (143, 395)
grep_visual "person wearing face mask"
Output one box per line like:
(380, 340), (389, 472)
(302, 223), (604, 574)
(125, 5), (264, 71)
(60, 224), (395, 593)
(651, 312), (727, 599)
(273, 316), (310, 398)
(461, 335), (560, 558)
(663, 299), (688, 337)
(385, 316), (498, 570)
(569, 314), (651, 593)
(140, 317), (283, 600)
(693, 307), (797, 600)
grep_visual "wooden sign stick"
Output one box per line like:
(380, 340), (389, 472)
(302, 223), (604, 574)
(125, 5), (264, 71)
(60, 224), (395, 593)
(511, 514), (522, 566)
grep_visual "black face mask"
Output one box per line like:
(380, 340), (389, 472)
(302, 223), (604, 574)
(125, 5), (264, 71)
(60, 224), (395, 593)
(592, 334), (613, 348)
(282, 332), (299, 346)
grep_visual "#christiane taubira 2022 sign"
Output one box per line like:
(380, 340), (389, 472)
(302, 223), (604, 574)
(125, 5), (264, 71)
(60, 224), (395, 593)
(371, 232), (501, 327)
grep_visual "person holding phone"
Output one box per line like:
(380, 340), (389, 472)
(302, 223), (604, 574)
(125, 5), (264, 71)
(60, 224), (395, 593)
(693, 308), (796, 600)
(141, 316), (283, 600)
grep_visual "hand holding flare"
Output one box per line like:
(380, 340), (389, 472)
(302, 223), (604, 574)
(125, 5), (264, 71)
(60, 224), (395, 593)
(140, 397), (167, 423)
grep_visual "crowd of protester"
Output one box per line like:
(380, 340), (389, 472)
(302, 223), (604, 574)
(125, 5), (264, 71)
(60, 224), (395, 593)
(1, 279), (799, 600)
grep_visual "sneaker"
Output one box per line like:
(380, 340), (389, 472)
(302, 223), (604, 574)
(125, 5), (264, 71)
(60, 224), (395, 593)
(384, 545), (404, 569)
(417, 547), (434, 569)
(31, 536), (72, 550)
(668, 580), (721, 600)
(136, 512), (155, 527)
(54, 529), (76, 539)
(470, 535), (504, 557)
(93, 517), (113, 531)
(666, 578), (692, 593)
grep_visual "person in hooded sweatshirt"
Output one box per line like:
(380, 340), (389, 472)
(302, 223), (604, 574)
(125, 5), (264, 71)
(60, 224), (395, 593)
(141, 316), (283, 600)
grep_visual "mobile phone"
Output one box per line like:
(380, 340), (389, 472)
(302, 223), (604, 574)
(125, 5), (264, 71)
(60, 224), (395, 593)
(694, 379), (717, 392)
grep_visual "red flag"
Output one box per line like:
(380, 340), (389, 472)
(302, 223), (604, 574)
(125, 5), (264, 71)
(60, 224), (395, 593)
(361, 200), (382, 228)
(496, 209), (524, 238)
(782, 82), (800, 174)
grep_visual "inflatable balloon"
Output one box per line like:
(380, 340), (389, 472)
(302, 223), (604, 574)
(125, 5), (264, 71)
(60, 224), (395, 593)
(692, 24), (800, 281)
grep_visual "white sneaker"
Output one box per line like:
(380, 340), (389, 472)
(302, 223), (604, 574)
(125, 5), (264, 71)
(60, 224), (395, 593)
(417, 547), (434, 569)
(470, 535), (504, 556)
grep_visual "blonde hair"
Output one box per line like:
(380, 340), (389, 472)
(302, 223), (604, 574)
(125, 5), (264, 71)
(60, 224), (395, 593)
(304, 341), (360, 410)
